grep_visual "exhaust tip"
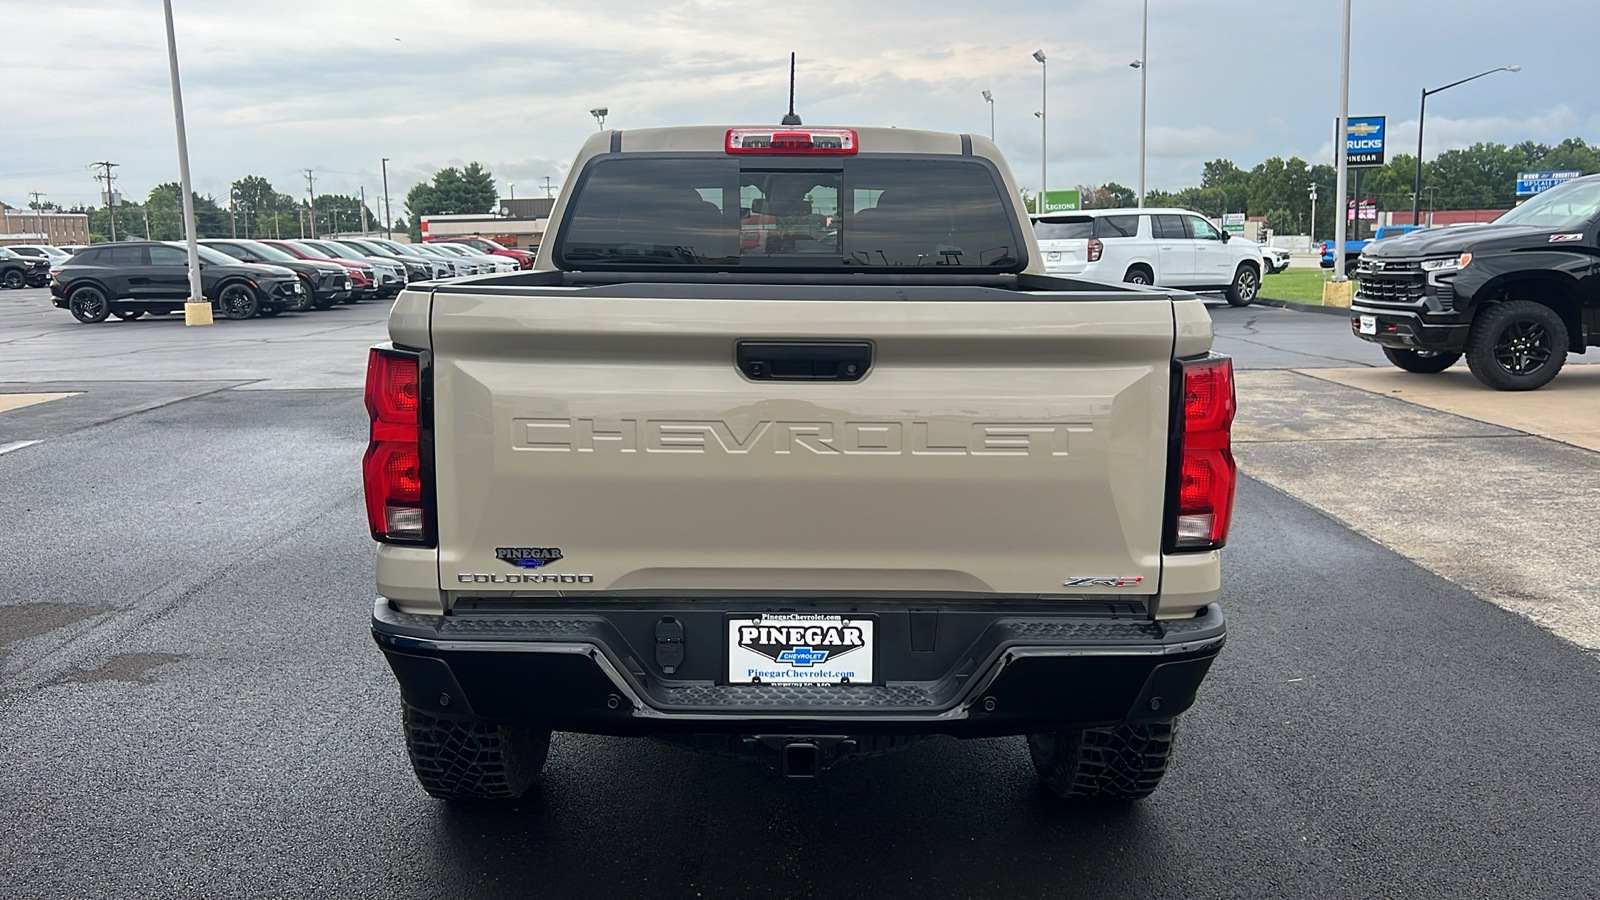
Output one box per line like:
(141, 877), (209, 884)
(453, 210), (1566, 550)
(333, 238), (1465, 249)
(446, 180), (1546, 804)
(780, 742), (821, 779)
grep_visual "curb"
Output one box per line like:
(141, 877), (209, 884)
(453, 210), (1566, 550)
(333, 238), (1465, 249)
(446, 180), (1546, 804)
(1257, 297), (1350, 318)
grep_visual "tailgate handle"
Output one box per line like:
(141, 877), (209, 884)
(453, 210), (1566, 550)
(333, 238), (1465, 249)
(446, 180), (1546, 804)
(736, 341), (872, 381)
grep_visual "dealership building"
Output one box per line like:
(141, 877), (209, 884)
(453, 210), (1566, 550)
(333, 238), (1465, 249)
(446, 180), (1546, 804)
(0, 205), (91, 246)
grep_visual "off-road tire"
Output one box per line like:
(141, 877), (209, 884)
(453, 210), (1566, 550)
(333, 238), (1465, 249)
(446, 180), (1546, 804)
(1027, 718), (1176, 800)
(402, 704), (550, 801)
(1123, 266), (1153, 286)
(217, 283), (260, 320)
(1225, 263), (1259, 307)
(68, 286), (111, 323)
(1, 269), (24, 289)
(1465, 300), (1568, 391)
(1382, 347), (1460, 373)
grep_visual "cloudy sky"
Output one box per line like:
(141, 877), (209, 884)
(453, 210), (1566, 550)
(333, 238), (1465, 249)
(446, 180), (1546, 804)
(3, 0), (1595, 213)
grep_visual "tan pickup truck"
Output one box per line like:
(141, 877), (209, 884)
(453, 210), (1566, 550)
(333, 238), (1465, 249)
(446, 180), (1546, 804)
(364, 124), (1234, 802)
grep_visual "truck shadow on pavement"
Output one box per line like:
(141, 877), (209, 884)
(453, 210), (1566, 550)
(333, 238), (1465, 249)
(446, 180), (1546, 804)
(426, 734), (1163, 897)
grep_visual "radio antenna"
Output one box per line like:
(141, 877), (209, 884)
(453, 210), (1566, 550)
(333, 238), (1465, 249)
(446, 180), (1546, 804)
(781, 52), (802, 126)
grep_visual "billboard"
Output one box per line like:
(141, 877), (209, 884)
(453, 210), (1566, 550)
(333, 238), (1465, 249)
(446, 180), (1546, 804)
(1516, 170), (1582, 197)
(1345, 116), (1386, 167)
(1041, 189), (1081, 213)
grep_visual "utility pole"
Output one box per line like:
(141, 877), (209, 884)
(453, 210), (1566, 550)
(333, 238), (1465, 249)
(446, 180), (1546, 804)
(229, 201), (237, 238)
(1309, 183), (1318, 244)
(303, 169), (316, 238)
(381, 158), (392, 238)
(143, 209), (152, 240)
(543, 176), (555, 198)
(93, 161), (120, 242)
(28, 191), (45, 241)
(360, 186), (369, 233)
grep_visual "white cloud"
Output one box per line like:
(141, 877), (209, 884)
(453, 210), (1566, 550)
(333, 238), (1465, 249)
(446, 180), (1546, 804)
(1, 0), (1597, 208)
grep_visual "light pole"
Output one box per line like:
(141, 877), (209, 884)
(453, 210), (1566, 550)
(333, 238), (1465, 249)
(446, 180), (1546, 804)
(161, 0), (209, 325)
(381, 157), (392, 239)
(1132, 0), (1148, 207)
(590, 107), (608, 130)
(1309, 183), (1318, 244)
(1033, 50), (1047, 211)
(1410, 65), (1520, 225)
(981, 90), (994, 141)
(1332, 0), (1351, 282)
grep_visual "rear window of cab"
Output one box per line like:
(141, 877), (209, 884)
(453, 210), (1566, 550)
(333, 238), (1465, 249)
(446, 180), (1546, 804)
(1032, 214), (1140, 240)
(556, 155), (1026, 272)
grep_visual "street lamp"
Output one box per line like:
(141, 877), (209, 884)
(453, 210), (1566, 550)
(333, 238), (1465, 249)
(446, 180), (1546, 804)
(981, 90), (994, 141)
(160, 0), (209, 326)
(590, 107), (608, 130)
(1132, 0), (1148, 207)
(1033, 50), (1047, 211)
(1410, 65), (1520, 225)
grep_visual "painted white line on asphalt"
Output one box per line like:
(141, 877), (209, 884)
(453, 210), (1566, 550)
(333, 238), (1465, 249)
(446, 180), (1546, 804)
(0, 440), (42, 456)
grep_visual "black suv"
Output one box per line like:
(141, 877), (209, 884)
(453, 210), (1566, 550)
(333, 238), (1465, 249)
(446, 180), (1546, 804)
(0, 246), (51, 289)
(200, 239), (352, 310)
(1352, 174), (1600, 390)
(49, 241), (304, 323)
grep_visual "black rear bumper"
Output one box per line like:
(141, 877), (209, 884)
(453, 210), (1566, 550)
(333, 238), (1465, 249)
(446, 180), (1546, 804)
(371, 599), (1225, 738)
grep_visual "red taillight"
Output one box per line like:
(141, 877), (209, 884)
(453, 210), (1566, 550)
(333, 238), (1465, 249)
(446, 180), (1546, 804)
(726, 128), (859, 155)
(1171, 355), (1236, 550)
(1087, 238), (1104, 262)
(364, 348), (428, 543)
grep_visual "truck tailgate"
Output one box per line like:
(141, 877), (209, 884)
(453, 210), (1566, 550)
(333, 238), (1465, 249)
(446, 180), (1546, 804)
(428, 288), (1176, 598)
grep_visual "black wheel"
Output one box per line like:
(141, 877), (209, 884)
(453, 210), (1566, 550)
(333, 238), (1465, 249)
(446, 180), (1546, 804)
(217, 282), (260, 320)
(68, 286), (111, 323)
(313, 294), (337, 309)
(1, 269), (23, 289)
(1225, 263), (1259, 307)
(342, 294), (361, 304)
(1027, 719), (1176, 800)
(1465, 300), (1568, 391)
(1382, 347), (1460, 373)
(1123, 266), (1153, 286)
(113, 310), (145, 321)
(290, 277), (316, 312)
(403, 704), (550, 801)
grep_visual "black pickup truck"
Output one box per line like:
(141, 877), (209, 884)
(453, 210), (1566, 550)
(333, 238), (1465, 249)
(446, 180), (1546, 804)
(1351, 173), (1600, 390)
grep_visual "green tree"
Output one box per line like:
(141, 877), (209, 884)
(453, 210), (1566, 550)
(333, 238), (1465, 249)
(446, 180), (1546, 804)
(312, 193), (378, 235)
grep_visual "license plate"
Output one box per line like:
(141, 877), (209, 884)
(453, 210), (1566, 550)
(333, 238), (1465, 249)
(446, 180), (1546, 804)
(728, 614), (874, 685)
(1047, 251), (1061, 262)
(1359, 315), (1376, 334)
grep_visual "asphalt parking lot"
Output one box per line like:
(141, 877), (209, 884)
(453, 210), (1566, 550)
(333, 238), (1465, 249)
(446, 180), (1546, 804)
(2, 288), (1598, 898)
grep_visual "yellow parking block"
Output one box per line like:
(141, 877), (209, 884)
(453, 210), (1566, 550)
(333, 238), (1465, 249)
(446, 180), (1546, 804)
(0, 392), (82, 414)
(1303, 365), (1600, 452)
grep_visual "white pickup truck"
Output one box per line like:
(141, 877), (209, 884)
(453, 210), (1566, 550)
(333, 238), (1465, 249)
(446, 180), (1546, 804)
(364, 125), (1234, 803)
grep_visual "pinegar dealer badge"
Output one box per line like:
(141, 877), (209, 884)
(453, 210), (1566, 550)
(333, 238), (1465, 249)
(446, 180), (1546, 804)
(495, 547), (564, 569)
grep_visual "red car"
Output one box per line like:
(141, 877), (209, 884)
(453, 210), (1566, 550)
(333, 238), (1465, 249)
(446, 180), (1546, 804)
(427, 235), (534, 269)
(262, 240), (377, 301)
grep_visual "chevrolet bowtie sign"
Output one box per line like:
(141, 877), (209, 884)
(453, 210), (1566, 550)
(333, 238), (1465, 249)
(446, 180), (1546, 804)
(1344, 116), (1386, 167)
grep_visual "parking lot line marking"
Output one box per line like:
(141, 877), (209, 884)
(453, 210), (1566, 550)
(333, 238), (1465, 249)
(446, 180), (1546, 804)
(1301, 365), (1600, 453)
(0, 440), (42, 456)
(0, 392), (82, 414)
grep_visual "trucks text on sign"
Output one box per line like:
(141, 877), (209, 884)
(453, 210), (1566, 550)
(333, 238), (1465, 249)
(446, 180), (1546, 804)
(1344, 116), (1386, 167)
